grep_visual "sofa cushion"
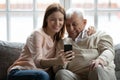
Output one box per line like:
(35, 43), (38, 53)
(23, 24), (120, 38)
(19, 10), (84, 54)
(114, 44), (120, 71)
(0, 40), (120, 80)
(0, 41), (24, 80)
(116, 71), (120, 80)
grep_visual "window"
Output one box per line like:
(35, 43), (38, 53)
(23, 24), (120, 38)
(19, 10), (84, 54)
(0, 0), (6, 41)
(0, 0), (120, 45)
(0, 0), (60, 42)
(0, 13), (6, 40)
(71, 0), (120, 45)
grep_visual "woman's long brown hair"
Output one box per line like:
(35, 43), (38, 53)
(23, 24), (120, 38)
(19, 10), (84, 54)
(42, 3), (66, 41)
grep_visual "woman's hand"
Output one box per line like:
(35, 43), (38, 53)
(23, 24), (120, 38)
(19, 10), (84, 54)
(56, 50), (75, 66)
(87, 26), (96, 36)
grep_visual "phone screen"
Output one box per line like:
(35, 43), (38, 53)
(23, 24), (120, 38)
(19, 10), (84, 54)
(64, 44), (72, 52)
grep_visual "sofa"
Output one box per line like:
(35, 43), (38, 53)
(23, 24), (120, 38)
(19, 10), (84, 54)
(0, 40), (120, 80)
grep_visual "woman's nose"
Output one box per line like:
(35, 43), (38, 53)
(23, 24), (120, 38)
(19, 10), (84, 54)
(55, 20), (59, 26)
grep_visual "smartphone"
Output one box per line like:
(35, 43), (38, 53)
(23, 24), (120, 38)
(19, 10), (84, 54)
(64, 44), (72, 52)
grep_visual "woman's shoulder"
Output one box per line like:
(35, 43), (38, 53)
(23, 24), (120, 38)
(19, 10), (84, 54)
(33, 28), (43, 34)
(31, 28), (46, 37)
(26, 28), (44, 41)
(27, 28), (51, 41)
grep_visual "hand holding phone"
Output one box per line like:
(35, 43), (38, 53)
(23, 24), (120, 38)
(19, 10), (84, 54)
(64, 44), (72, 52)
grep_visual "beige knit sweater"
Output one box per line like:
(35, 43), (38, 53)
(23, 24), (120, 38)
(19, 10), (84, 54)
(54, 31), (115, 74)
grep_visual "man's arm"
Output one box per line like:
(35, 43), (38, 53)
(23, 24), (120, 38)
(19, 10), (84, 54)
(89, 32), (115, 70)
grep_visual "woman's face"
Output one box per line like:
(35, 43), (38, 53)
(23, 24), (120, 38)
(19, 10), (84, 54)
(46, 11), (64, 34)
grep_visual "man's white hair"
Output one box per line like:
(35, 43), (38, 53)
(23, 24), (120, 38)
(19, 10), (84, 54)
(66, 8), (85, 19)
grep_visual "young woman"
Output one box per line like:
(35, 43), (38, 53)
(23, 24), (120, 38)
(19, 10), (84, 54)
(7, 3), (74, 80)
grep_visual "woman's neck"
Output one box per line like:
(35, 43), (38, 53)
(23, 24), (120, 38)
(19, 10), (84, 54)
(44, 28), (55, 41)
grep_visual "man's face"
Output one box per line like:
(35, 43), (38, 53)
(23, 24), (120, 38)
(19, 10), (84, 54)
(66, 13), (86, 40)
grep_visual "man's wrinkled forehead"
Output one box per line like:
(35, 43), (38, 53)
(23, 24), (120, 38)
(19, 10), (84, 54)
(66, 13), (82, 24)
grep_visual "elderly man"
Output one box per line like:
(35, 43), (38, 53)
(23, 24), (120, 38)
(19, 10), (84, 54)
(54, 8), (116, 80)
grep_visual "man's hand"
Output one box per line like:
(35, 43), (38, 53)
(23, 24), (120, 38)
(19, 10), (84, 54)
(89, 58), (106, 71)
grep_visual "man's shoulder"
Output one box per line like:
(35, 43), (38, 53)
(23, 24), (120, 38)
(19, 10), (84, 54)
(92, 30), (113, 42)
(92, 30), (111, 37)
